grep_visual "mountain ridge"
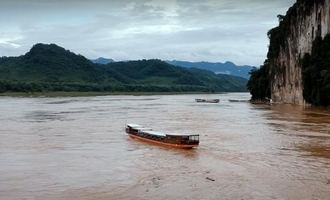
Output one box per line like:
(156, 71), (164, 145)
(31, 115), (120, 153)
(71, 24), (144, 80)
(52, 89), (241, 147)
(0, 43), (248, 93)
(89, 58), (254, 79)
(166, 60), (255, 79)
(91, 57), (114, 65)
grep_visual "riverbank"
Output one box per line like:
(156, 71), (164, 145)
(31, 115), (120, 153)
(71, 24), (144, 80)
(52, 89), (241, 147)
(0, 91), (226, 97)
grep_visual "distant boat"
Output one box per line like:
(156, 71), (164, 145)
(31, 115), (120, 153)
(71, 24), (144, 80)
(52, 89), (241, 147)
(228, 99), (249, 103)
(125, 124), (199, 149)
(249, 98), (273, 105)
(195, 99), (220, 103)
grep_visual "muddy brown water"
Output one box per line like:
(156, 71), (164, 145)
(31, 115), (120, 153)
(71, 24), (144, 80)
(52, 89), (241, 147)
(0, 93), (329, 200)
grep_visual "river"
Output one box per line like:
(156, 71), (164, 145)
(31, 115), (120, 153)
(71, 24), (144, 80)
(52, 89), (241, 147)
(0, 93), (329, 200)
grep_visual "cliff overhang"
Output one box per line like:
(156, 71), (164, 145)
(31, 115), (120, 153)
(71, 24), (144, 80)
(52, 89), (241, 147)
(248, 0), (330, 106)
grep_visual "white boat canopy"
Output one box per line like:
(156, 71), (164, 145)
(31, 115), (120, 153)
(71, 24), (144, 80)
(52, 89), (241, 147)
(143, 130), (166, 137)
(126, 124), (143, 128)
(137, 127), (153, 131)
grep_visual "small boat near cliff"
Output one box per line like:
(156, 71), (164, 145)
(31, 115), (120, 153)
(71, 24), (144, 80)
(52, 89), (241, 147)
(125, 124), (199, 149)
(195, 99), (220, 103)
(250, 98), (272, 105)
(228, 99), (249, 103)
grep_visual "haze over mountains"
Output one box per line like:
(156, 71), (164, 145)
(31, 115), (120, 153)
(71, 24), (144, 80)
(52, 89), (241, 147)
(91, 57), (114, 65)
(166, 61), (255, 79)
(0, 43), (248, 93)
(92, 58), (255, 79)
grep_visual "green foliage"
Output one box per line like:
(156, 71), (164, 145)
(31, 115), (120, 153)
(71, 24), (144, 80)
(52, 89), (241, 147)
(187, 68), (248, 92)
(0, 44), (109, 83)
(302, 35), (330, 106)
(247, 61), (271, 100)
(0, 44), (248, 93)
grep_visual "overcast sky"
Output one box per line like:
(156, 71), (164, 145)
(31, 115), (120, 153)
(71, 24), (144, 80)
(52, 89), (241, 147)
(0, 0), (295, 66)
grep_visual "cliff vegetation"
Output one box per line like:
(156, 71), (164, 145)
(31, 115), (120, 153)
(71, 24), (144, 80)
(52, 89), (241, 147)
(302, 35), (330, 106)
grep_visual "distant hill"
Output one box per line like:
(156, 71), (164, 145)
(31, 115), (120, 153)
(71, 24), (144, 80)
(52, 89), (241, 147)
(0, 43), (247, 93)
(102, 60), (248, 92)
(0, 44), (109, 84)
(91, 57), (114, 65)
(166, 60), (255, 79)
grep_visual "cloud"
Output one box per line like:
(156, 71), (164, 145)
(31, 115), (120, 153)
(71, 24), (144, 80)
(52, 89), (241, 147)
(0, 0), (296, 66)
(0, 31), (23, 52)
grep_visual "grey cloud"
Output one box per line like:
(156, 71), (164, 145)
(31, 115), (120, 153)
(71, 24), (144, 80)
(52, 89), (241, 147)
(0, 0), (296, 66)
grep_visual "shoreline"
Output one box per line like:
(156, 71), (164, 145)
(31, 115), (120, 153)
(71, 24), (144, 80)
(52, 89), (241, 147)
(0, 91), (241, 98)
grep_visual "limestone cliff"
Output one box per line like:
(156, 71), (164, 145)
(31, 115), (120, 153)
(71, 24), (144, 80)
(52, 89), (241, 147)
(248, 0), (330, 105)
(269, 0), (330, 105)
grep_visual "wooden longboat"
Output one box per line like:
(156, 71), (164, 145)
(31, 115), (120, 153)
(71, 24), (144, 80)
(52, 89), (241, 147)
(195, 99), (220, 103)
(125, 124), (199, 149)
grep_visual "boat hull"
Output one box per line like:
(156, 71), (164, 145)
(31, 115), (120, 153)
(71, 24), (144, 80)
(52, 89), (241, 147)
(125, 124), (199, 149)
(128, 133), (198, 149)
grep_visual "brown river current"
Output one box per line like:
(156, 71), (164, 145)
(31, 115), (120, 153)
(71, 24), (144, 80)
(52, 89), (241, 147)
(0, 93), (329, 200)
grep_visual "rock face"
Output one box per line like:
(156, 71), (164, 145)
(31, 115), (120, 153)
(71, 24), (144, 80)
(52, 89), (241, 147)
(269, 0), (330, 105)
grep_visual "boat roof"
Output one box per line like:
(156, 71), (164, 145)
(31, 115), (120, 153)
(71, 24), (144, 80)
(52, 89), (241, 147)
(143, 130), (166, 137)
(136, 127), (153, 131)
(127, 124), (198, 137)
(166, 133), (199, 137)
(126, 124), (143, 128)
